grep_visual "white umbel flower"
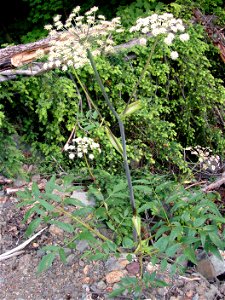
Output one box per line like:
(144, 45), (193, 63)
(179, 33), (190, 42)
(170, 51), (179, 60)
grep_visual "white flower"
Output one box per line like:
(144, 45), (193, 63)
(73, 6), (80, 13)
(64, 143), (70, 151)
(69, 153), (75, 159)
(77, 152), (83, 158)
(89, 154), (94, 160)
(44, 24), (53, 31)
(139, 38), (147, 46)
(53, 15), (61, 22)
(170, 51), (179, 60)
(164, 37), (173, 45)
(179, 33), (190, 42)
(62, 65), (68, 71)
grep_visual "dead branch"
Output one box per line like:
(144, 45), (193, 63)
(202, 173), (225, 192)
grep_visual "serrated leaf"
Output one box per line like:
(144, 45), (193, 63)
(45, 175), (56, 194)
(25, 218), (42, 237)
(105, 126), (123, 155)
(72, 207), (93, 216)
(77, 230), (96, 242)
(64, 197), (87, 207)
(38, 198), (55, 211)
(59, 248), (67, 263)
(32, 182), (40, 197)
(37, 252), (56, 273)
(89, 252), (107, 260)
(49, 221), (74, 233)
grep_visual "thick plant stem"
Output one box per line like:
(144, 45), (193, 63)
(87, 49), (137, 243)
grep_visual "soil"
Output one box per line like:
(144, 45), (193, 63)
(1, 178), (225, 300)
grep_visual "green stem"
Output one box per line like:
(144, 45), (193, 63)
(84, 153), (95, 181)
(87, 49), (137, 243)
(126, 38), (159, 108)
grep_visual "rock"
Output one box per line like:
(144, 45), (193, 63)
(66, 254), (76, 266)
(105, 256), (124, 272)
(49, 224), (64, 236)
(76, 240), (89, 252)
(146, 262), (159, 273)
(126, 261), (140, 275)
(105, 270), (125, 284)
(205, 284), (221, 299)
(197, 254), (225, 279)
(81, 277), (91, 284)
(96, 280), (107, 290)
(71, 190), (95, 207)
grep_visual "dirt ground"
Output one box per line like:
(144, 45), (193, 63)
(1, 181), (225, 300)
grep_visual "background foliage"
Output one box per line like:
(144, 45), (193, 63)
(0, 0), (225, 177)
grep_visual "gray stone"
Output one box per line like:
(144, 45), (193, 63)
(71, 190), (95, 207)
(197, 254), (225, 279)
(75, 240), (89, 252)
(96, 280), (107, 290)
(66, 254), (76, 266)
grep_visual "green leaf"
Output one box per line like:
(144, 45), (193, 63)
(72, 207), (93, 216)
(121, 100), (142, 118)
(49, 221), (74, 233)
(155, 225), (169, 240)
(208, 232), (225, 249)
(38, 198), (55, 211)
(169, 226), (183, 241)
(25, 218), (42, 237)
(166, 243), (180, 257)
(45, 175), (56, 194)
(160, 258), (168, 271)
(77, 230), (96, 242)
(105, 126), (123, 155)
(154, 236), (169, 252)
(108, 287), (126, 298)
(122, 236), (134, 249)
(193, 217), (207, 227)
(37, 252), (56, 273)
(59, 248), (67, 263)
(89, 252), (107, 260)
(183, 247), (197, 264)
(32, 182), (40, 198)
(64, 197), (87, 207)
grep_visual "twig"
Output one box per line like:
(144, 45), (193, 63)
(185, 181), (207, 190)
(0, 227), (47, 261)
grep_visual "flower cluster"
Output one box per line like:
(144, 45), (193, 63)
(41, 6), (123, 71)
(185, 146), (221, 172)
(64, 137), (101, 160)
(130, 12), (190, 60)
